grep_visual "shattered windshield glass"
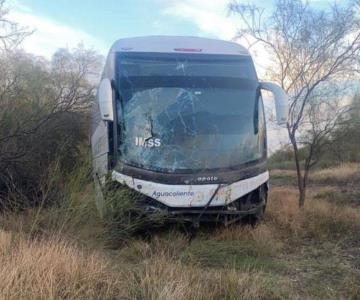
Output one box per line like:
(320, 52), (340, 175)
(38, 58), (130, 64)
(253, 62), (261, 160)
(116, 53), (265, 173)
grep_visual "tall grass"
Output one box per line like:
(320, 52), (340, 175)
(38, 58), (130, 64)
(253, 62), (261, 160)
(0, 229), (295, 300)
(102, 180), (169, 246)
(271, 163), (360, 185)
(311, 163), (360, 184)
(267, 187), (360, 239)
(120, 255), (287, 300)
(0, 147), (103, 246)
(1, 163), (360, 299)
(0, 231), (121, 299)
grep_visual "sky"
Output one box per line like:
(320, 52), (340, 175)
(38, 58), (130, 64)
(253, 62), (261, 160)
(7, 0), (330, 59)
(5, 0), (332, 151)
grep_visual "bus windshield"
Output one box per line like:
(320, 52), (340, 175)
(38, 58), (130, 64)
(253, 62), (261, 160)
(116, 53), (266, 173)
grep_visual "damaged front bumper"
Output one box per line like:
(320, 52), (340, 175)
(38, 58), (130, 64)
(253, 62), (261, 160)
(142, 193), (266, 226)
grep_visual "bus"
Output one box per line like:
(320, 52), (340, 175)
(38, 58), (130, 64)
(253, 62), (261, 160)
(91, 36), (288, 225)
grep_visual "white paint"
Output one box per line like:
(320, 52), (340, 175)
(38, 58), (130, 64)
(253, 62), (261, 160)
(260, 82), (289, 125)
(112, 170), (269, 207)
(110, 36), (250, 56)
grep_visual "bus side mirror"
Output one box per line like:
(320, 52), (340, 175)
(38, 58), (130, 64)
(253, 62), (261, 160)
(98, 78), (114, 121)
(260, 82), (288, 125)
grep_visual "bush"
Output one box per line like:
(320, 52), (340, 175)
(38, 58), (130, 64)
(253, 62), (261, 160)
(102, 180), (169, 245)
(0, 48), (102, 209)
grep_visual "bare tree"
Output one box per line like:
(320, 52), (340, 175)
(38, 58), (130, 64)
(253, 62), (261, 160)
(0, 1), (104, 206)
(0, 48), (102, 206)
(0, 0), (31, 50)
(0, 49), (100, 159)
(229, 0), (360, 206)
(297, 85), (352, 182)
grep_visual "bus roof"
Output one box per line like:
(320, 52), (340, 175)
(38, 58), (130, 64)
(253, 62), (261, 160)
(110, 36), (250, 56)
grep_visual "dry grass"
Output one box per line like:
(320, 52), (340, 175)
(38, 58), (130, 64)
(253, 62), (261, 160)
(311, 163), (360, 184)
(121, 254), (287, 300)
(0, 231), (122, 300)
(1, 163), (360, 299)
(115, 232), (294, 299)
(268, 187), (360, 239)
(212, 224), (284, 257)
(270, 169), (298, 178)
(0, 230), (294, 300)
(271, 163), (360, 186)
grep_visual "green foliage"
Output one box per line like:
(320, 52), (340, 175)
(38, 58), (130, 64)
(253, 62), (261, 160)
(268, 146), (308, 170)
(326, 94), (360, 163)
(314, 190), (360, 207)
(102, 181), (169, 245)
(181, 239), (285, 272)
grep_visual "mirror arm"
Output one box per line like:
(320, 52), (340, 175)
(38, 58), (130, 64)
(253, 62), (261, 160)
(260, 82), (288, 125)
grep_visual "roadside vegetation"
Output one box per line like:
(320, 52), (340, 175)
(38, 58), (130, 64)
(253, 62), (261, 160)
(1, 162), (359, 299)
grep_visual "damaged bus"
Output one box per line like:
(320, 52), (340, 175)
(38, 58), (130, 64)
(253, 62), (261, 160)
(91, 36), (288, 225)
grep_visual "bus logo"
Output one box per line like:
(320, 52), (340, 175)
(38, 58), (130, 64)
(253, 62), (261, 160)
(135, 137), (161, 148)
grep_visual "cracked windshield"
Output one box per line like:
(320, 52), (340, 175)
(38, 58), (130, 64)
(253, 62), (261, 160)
(117, 53), (265, 172)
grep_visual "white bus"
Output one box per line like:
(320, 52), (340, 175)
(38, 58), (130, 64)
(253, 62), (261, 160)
(91, 36), (288, 225)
